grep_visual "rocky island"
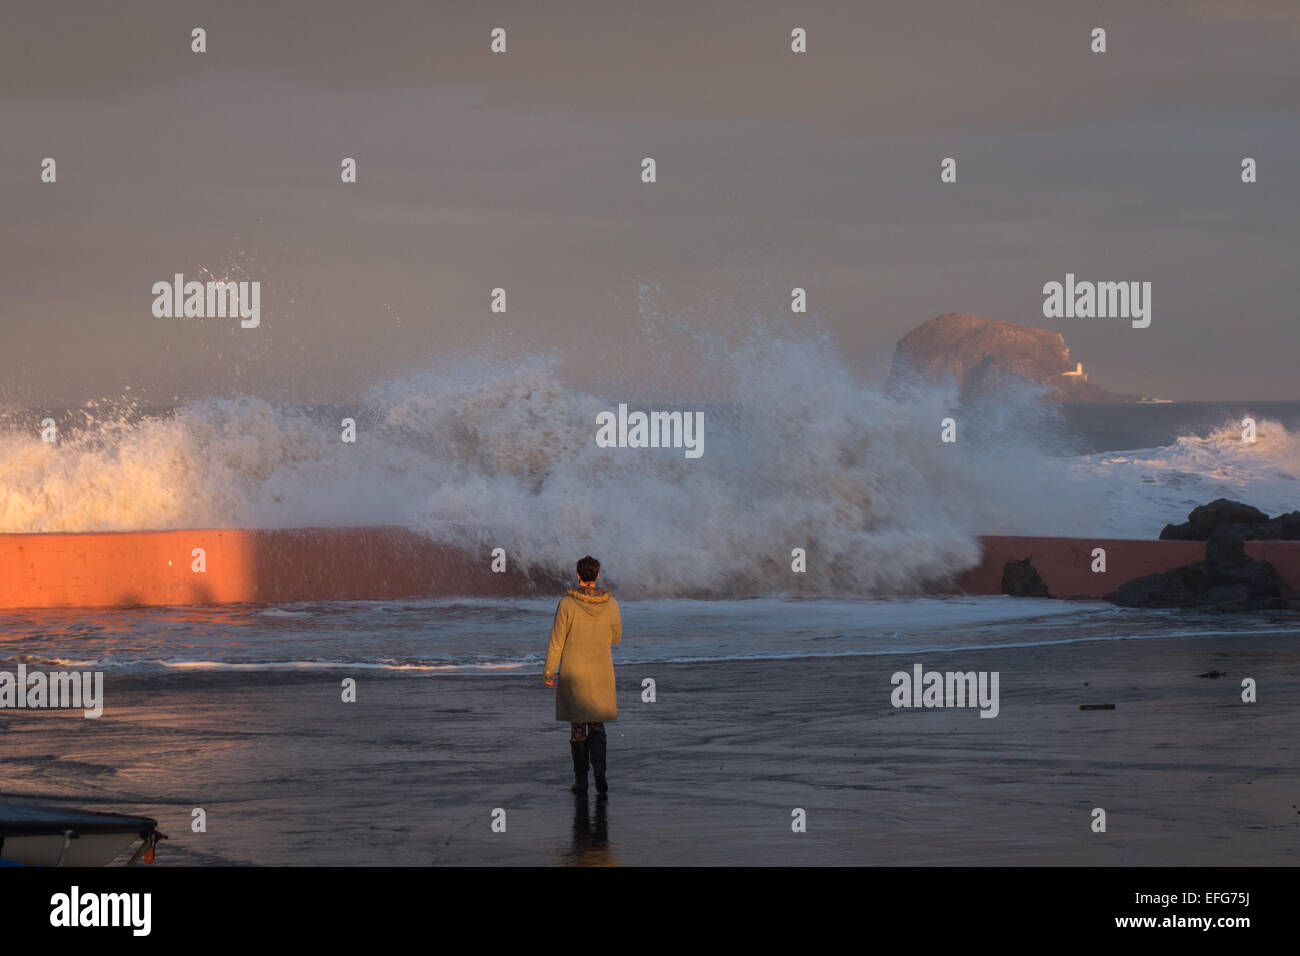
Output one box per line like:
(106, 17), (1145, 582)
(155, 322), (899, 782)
(886, 312), (1145, 403)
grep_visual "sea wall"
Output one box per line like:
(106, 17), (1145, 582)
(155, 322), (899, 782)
(1, 528), (1298, 609)
(0, 527), (549, 610)
(958, 535), (1300, 598)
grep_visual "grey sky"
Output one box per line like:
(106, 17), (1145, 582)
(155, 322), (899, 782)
(2, 0), (1298, 404)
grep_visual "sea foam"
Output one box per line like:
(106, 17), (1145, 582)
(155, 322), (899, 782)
(2, 330), (1290, 597)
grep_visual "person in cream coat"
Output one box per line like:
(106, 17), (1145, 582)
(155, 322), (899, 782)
(545, 556), (622, 793)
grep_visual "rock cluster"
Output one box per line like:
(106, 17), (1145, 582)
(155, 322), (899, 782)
(1111, 499), (1299, 611)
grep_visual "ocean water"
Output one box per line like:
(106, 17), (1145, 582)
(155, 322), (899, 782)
(1, 334), (1297, 668)
(2, 595), (1298, 676)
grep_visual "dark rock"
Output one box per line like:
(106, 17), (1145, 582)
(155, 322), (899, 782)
(1109, 554), (1288, 611)
(1205, 525), (1250, 566)
(1261, 511), (1300, 540)
(1109, 563), (1205, 607)
(1186, 498), (1269, 537)
(1218, 559), (1288, 600)
(1161, 499), (1282, 542)
(1001, 557), (1051, 598)
(1201, 583), (1251, 607)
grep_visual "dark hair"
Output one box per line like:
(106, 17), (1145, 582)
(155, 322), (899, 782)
(576, 555), (601, 583)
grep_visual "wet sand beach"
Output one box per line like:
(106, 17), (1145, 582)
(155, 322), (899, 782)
(2, 630), (1295, 866)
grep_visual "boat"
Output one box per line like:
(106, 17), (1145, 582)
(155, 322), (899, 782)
(0, 801), (162, 867)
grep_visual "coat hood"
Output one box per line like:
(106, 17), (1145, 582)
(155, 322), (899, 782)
(566, 587), (613, 614)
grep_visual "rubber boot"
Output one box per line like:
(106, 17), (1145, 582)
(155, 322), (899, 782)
(588, 726), (608, 793)
(569, 739), (589, 792)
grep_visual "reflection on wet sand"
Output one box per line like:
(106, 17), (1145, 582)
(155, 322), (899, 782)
(563, 791), (617, 867)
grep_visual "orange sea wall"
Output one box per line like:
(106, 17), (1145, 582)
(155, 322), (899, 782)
(0, 527), (544, 609)
(1, 529), (1298, 609)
